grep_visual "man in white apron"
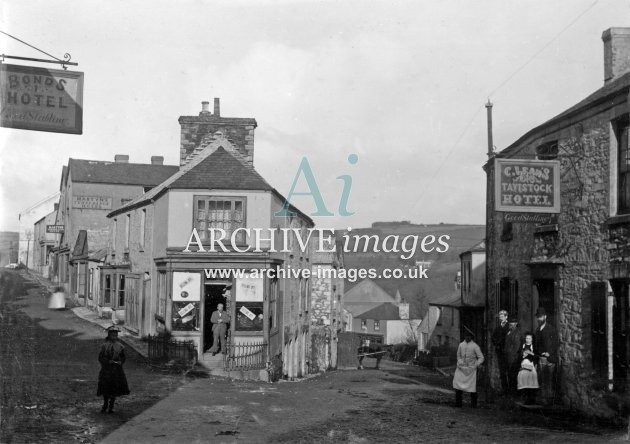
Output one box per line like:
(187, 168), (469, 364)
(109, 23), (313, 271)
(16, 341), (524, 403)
(453, 331), (484, 407)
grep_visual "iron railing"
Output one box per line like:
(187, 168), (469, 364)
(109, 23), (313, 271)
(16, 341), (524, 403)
(147, 335), (197, 367)
(224, 340), (267, 371)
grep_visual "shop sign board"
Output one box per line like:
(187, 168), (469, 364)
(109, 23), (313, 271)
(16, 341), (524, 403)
(0, 63), (84, 134)
(72, 196), (112, 210)
(495, 158), (560, 213)
(46, 225), (64, 233)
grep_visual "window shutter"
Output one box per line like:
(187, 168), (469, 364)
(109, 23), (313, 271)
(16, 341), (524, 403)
(591, 281), (607, 378)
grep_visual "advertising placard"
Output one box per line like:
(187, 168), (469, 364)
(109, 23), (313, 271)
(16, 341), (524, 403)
(172, 272), (201, 301)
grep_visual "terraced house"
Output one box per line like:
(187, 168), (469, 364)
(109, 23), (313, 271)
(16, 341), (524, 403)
(485, 27), (630, 418)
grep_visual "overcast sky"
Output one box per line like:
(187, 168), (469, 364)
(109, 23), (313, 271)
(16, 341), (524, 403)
(0, 0), (626, 232)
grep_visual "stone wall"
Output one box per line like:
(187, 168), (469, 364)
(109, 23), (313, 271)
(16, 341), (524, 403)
(486, 101), (625, 418)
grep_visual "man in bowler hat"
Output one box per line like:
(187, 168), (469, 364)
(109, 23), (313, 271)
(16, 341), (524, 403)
(534, 307), (558, 405)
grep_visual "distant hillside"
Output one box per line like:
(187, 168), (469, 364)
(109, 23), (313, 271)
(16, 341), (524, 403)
(342, 223), (484, 315)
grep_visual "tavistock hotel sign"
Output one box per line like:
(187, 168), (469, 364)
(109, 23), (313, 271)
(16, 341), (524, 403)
(0, 63), (84, 134)
(495, 158), (560, 213)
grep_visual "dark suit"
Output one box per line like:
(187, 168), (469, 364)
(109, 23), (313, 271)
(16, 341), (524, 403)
(210, 310), (230, 353)
(534, 322), (559, 404)
(504, 326), (522, 393)
(491, 321), (510, 393)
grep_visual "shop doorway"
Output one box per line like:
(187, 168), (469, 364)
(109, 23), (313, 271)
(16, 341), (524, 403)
(204, 283), (229, 352)
(610, 280), (630, 393)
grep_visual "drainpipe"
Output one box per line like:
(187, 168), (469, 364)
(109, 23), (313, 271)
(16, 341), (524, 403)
(606, 280), (614, 392)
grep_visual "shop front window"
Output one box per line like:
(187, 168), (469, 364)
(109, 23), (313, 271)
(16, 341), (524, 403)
(235, 273), (264, 332)
(118, 274), (125, 307)
(104, 274), (111, 305)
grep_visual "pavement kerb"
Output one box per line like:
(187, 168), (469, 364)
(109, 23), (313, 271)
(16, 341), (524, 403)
(21, 270), (149, 360)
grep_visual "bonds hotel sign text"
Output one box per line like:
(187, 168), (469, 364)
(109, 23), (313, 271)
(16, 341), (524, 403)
(495, 159), (560, 213)
(0, 64), (84, 134)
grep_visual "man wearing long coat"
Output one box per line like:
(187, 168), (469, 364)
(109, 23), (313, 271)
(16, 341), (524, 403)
(97, 326), (130, 413)
(453, 332), (484, 407)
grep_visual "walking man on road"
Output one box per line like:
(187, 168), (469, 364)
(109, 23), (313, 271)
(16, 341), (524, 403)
(491, 309), (510, 395)
(210, 303), (230, 356)
(97, 326), (130, 413)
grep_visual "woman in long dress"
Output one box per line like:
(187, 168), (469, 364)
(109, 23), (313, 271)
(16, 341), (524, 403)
(453, 331), (484, 407)
(97, 326), (130, 413)
(517, 332), (539, 405)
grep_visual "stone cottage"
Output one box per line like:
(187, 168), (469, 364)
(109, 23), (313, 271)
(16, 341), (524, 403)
(485, 28), (630, 418)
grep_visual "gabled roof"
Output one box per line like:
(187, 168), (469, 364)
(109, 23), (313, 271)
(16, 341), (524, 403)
(356, 302), (402, 320)
(496, 71), (630, 159)
(108, 133), (313, 224)
(460, 239), (485, 257)
(343, 278), (398, 304)
(169, 147), (273, 191)
(67, 158), (178, 186)
(355, 301), (423, 320)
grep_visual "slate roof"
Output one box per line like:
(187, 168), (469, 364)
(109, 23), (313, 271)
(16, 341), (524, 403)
(355, 301), (423, 320)
(497, 71), (630, 158)
(356, 302), (401, 320)
(169, 147), (272, 191)
(68, 158), (178, 186)
(108, 134), (312, 224)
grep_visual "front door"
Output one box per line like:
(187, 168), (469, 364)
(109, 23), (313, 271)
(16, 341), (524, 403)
(204, 283), (228, 352)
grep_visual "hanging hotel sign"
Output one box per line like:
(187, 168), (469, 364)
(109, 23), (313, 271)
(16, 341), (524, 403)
(172, 272), (201, 301)
(495, 159), (560, 213)
(0, 63), (84, 134)
(46, 225), (64, 233)
(72, 195), (112, 210)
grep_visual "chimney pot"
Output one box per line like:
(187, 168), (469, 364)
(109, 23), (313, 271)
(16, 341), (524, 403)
(602, 27), (630, 83)
(201, 101), (210, 114)
(114, 154), (129, 163)
(214, 98), (220, 116)
(151, 156), (164, 165)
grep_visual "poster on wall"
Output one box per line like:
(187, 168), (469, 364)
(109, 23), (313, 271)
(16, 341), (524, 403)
(495, 158), (560, 213)
(235, 273), (263, 302)
(172, 272), (201, 301)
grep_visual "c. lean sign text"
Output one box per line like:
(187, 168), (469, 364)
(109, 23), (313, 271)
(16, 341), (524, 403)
(495, 158), (560, 213)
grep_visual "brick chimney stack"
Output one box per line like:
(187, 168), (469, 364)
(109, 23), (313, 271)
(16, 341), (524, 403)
(602, 28), (630, 83)
(178, 98), (257, 167)
(151, 156), (164, 165)
(114, 154), (129, 163)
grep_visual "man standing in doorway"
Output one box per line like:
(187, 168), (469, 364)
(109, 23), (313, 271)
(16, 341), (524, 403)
(534, 307), (558, 405)
(210, 303), (230, 356)
(491, 309), (510, 395)
(504, 316), (522, 395)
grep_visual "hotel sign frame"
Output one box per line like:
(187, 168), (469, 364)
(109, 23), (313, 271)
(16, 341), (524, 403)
(0, 63), (84, 134)
(495, 158), (560, 214)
